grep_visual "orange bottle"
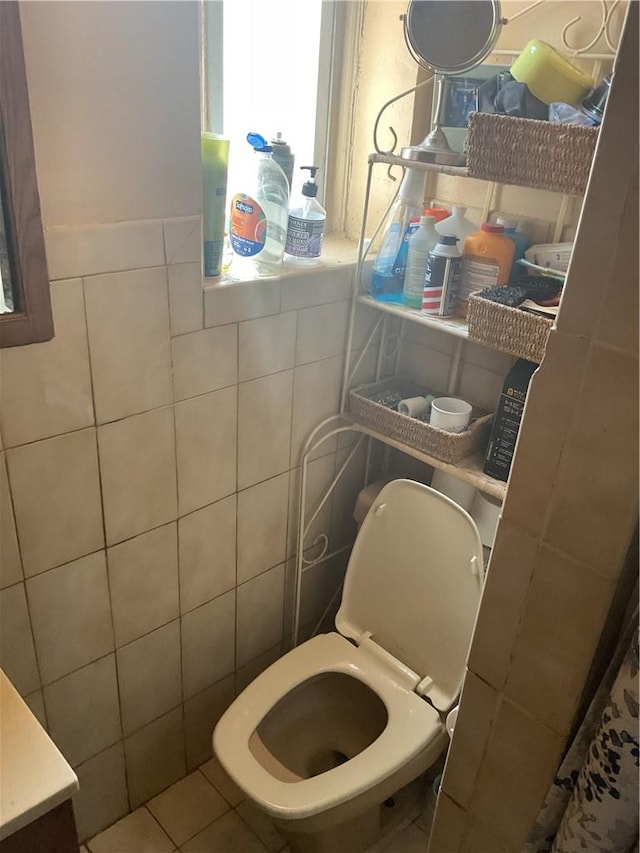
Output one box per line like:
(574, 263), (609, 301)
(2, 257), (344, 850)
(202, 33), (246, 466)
(457, 223), (515, 317)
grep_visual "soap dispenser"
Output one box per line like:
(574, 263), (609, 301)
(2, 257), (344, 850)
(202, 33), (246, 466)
(285, 166), (326, 263)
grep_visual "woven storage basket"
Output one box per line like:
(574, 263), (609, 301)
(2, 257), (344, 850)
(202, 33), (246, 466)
(466, 112), (598, 195)
(349, 377), (493, 463)
(467, 292), (552, 364)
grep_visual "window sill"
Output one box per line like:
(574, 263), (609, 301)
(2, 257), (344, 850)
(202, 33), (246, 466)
(202, 235), (360, 291)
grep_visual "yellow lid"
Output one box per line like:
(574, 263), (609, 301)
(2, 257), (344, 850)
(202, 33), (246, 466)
(511, 40), (594, 105)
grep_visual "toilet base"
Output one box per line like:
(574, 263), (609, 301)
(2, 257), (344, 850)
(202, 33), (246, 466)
(275, 775), (427, 853)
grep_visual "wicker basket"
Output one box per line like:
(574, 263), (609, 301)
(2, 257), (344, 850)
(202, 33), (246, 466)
(466, 112), (598, 196)
(467, 292), (552, 364)
(348, 377), (493, 463)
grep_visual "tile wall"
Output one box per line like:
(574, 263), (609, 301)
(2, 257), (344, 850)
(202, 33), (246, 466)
(428, 8), (639, 850)
(0, 218), (378, 841)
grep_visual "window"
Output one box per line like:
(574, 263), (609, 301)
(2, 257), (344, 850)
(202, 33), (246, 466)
(200, 0), (364, 236)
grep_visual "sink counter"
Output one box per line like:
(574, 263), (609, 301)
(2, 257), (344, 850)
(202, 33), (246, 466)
(0, 670), (79, 843)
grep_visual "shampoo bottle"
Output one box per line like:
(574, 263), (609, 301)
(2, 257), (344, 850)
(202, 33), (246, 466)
(285, 166), (325, 263)
(201, 132), (229, 278)
(229, 133), (289, 279)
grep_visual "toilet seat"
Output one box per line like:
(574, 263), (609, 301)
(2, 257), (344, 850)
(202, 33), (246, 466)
(213, 632), (444, 821)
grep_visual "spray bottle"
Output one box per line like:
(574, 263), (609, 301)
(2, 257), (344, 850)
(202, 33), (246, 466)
(370, 167), (425, 302)
(285, 166), (325, 263)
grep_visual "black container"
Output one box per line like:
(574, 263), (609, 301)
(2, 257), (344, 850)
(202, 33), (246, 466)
(483, 358), (537, 482)
(581, 73), (612, 125)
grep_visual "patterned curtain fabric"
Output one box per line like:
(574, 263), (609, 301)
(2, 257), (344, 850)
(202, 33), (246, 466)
(525, 611), (639, 853)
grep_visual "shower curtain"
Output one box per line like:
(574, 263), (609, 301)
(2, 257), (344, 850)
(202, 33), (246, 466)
(525, 608), (639, 853)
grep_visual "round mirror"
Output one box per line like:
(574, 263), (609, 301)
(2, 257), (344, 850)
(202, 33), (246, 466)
(401, 0), (503, 164)
(404, 0), (502, 76)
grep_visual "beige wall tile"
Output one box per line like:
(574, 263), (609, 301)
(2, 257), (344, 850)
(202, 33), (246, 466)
(295, 301), (349, 365)
(84, 267), (173, 424)
(286, 454), (336, 559)
(458, 362), (505, 411)
(175, 387), (237, 515)
(290, 356), (342, 467)
(238, 312), (297, 383)
(107, 523), (179, 647)
(234, 643), (282, 696)
(471, 699), (564, 851)
(0, 583), (40, 696)
(27, 551), (114, 684)
(502, 331), (589, 538)
(117, 620), (182, 735)
(0, 280), (94, 446)
(44, 654), (122, 767)
(44, 221), (165, 280)
(98, 407), (177, 545)
(594, 167), (638, 355)
(7, 429), (104, 575)
(427, 792), (467, 853)
(544, 344), (638, 576)
(237, 474), (289, 584)
(23, 690), (47, 728)
(351, 303), (383, 351)
(181, 591), (235, 699)
(236, 564), (285, 667)
(238, 371), (293, 490)
(441, 671), (499, 809)
(164, 216), (201, 265)
(124, 707), (186, 808)
(398, 342), (451, 393)
(178, 496), (236, 615)
(468, 521), (539, 690)
(184, 675), (235, 771)
(147, 770), (229, 847)
(280, 267), (352, 312)
(205, 279), (281, 327)
(73, 743), (129, 843)
(504, 546), (616, 735)
(0, 454), (22, 588)
(168, 262), (204, 336)
(171, 325), (237, 401)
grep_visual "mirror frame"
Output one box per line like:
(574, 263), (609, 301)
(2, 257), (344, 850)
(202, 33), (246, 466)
(0, 1), (53, 348)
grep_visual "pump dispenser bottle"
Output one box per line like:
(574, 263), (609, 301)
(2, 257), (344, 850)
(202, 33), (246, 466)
(229, 133), (289, 279)
(370, 167), (425, 302)
(285, 166), (325, 263)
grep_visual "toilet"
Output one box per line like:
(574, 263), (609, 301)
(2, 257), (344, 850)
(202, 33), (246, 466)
(213, 479), (484, 853)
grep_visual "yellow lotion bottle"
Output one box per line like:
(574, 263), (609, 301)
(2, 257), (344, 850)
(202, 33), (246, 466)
(201, 132), (229, 278)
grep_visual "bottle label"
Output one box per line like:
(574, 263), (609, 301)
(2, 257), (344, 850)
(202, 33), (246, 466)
(423, 253), (462, 316)
(285, 215), (324, 258)
(230, 194), (266, 257)
(460, 254), (500, 301)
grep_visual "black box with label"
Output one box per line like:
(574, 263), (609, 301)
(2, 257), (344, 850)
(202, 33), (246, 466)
(483, 358), (538, 482)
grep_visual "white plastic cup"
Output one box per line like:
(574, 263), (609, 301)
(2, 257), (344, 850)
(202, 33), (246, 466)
(430, 397), (472, 433)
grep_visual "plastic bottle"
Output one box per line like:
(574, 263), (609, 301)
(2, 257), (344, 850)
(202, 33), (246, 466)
(229, 133), (289, 279)
(496, 216), (530, 280)
(457, 224), (515, 317)
(403, 215), (439, 309)
(270, 132), (295, 190)
(201, 133), (229, 278)
(436, 205), (478, 244)
(370, 168), (425, 302)
(423, 204), (451, 224)
(285, 166), (325, 263)
(422, 235), (462, 317)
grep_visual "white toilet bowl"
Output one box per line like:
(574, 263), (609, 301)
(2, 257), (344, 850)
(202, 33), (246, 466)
(214, 480), (484, 853)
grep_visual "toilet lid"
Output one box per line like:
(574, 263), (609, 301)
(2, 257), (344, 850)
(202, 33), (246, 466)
(335, 479), (484, 712)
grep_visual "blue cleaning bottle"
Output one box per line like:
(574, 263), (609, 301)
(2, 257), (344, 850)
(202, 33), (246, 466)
(370, 168), (425, 302)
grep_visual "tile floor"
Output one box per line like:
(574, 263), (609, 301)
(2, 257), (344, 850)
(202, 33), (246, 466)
(81, 756), (436, 853)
